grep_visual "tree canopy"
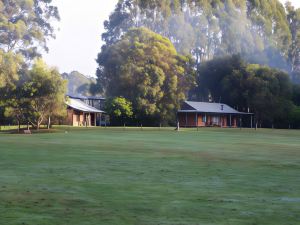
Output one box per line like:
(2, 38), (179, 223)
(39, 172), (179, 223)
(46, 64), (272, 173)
(0, 0), (59, 59)
(104, 97), (133, 126)
(5, 59), (67, 129)
(97, 27), (194, 125)
(0, 0), (64, 129)
(193, 55), (294, 127)
(101, 0), (292, 72)
(0, 50), (23, 99)
(95, 1), (300, 127)
(286, 2), (300, 81)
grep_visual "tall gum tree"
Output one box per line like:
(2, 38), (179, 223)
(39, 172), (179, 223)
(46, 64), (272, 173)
(101, 0), (291, 70)
(0, 0), (59, 59)
(97, 27), (194, 125)
(0, 0), (60, 126)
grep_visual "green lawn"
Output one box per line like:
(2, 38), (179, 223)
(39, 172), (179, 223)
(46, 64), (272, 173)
(0, 127), (299, 225)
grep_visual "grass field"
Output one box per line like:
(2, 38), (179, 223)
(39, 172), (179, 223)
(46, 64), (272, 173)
(0, 127), (299, 225)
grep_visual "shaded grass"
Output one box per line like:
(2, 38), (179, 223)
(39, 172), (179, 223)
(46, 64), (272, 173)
(0, 127), (299, 225)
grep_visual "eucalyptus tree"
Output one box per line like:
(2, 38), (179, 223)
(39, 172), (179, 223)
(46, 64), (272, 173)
(194, 55), (294, 127)
(100, 0), (291, 68)
(0, 0), (59, 58)
(0, 50), (23, 99)
(286, 1), (300, 81)
(97, 27), (194, 125)
(0, 0), (60, 125)
(0, 0), (60, 97)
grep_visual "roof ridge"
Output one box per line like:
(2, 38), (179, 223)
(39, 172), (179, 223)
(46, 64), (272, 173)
(182, 101), (245, 114)
(186, 100), (227, 105)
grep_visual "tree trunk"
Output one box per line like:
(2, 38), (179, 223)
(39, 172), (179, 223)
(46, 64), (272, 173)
(36, 120), (41, 130)
(35, 115), (45, 130)
(47, 116), (51, 130)
(18, 119), (20, 133)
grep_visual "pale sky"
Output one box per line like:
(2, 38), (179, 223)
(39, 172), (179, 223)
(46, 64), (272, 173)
(44, 0), (118, 77)
(44, 0), (300, 77)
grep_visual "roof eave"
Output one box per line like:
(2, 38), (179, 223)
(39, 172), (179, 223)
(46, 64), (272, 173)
(178, 110), (253, 115)
(66, 104), (105, 114)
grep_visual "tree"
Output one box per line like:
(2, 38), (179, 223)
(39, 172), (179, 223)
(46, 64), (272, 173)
(0, 0), (59, 59)
(0, 0), (60, 128)
(193, 55), (294, 127)
(289, 106), (300, 128)
(292, 84), (300, 106)
(0, 50), (24, 99)
(97, 27), (194, 125)
(286, 2), (300, 81)
(105, 97), (133, 126)
(4, 96), (27, 131)
(245, 65), (294, 127)
(20, 59), (66, 129)
(0, 50), (25, 128)
(101, 0), (291, 70)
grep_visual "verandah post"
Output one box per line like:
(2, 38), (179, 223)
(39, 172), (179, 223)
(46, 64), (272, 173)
(99, 113), (102, 127)
(239, 116), (242, 130)
(18, 120), (20, 133)
(196, 113), (199, 131)
(185, 112), (187, 127)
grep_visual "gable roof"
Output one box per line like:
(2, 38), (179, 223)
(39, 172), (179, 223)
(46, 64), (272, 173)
(67, 98), (104, 113)
(179, 101), (251, 114)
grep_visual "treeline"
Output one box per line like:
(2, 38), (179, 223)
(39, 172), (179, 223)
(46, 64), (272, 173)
(193, 55), (300, 128)
(0, 0), (66, 130)
(96, 0), (300, 128)
(100, 0), (300, 80)
(96, 27), (300, 128)
(2, 0), (300, 129)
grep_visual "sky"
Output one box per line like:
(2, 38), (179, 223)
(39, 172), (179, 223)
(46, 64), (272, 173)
(44, 0), (300, 77)
(44, 0), (118, 77)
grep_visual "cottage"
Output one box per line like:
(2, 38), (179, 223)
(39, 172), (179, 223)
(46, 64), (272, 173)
(177, 101), (253, 128)
(66, 97), (105, 127)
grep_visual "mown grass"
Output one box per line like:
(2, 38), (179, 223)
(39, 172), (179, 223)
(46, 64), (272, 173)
(0, 127), (299, 225)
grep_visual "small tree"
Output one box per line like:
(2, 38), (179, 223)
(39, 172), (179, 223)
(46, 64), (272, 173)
(4, 98), (27, 132)
(105, 97), (133, 126)
(22, 59), (67, 129)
